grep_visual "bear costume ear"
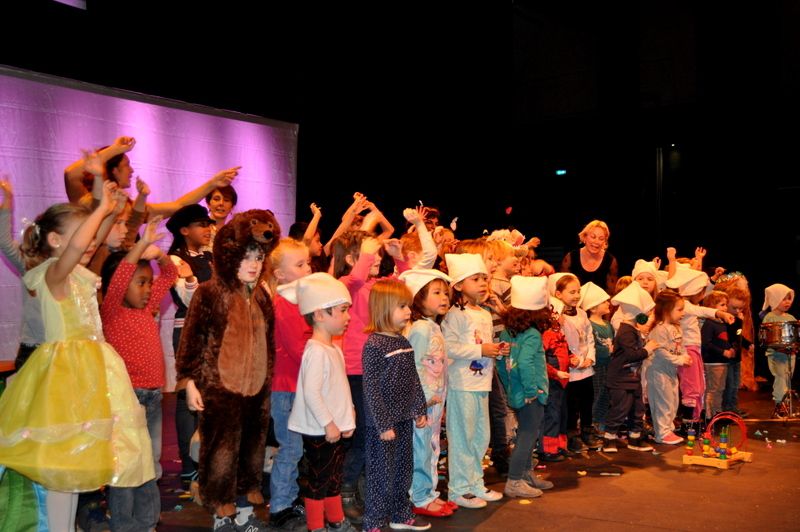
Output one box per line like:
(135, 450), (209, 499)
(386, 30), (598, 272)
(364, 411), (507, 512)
(250, 218), (275, 244)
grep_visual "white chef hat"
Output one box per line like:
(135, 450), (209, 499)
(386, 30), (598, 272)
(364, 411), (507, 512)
(277, 272), (352, 315)
(445, 253), (488, 286)
(763, 283), (795, 312)
(398, 268), (452, 298)
(547, 272), (577, 296)
(611, 282), (655, 322)
(579, 282), (610, 312)
(632, 259), (658, 281)
(665, 268), (709, 297)
(510, 275), (549, 311)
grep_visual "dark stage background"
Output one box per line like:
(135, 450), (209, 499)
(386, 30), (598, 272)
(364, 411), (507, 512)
(3, 1), (800, 374)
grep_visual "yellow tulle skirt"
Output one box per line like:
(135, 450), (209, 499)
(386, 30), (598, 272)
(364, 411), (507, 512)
(0, 340), (155, 492)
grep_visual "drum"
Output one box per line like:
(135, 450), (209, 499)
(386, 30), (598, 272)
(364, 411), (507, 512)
(758, 321), (800, 351)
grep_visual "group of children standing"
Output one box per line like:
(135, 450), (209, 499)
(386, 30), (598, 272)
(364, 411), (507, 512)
(0, 138), (795, 532)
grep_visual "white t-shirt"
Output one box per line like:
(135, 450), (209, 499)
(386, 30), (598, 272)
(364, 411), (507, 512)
(289, 339), (355, 436)
(442, 305), (495, 392)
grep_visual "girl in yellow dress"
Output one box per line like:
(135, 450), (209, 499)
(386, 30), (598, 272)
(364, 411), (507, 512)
(0, 180), (154, 530)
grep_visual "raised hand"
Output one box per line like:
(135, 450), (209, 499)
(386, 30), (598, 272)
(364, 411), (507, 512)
(694, 247), (707, 260)
(212, 166), (241, 187)
(0, 177), (13, 210)
(111, 189), (128, 215)
(310, 202), (322, 218)
(361, 237), (382, 256)
(666, 247), (677, 261)
(403, 207), (421, 225)
(347, 193), (368, 217)
(140, 244), (164, 261)
(113, 136), (136, 152)
(142, 215), (165, 245)
(83, 150), (105, 176)
(136, 176), (151, 196)
(99, 181), (119, 214)
(383, 238), (403, 260)
(176, 258), (194, 279)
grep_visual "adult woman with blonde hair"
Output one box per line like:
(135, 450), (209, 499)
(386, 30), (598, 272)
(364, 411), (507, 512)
(560, 220), (618, 295)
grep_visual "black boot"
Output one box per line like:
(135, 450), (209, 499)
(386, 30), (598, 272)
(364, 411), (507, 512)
(567, 435), (588, 452)
(676, 405), (694, 437)
(581, 429), (602, 450)
(340, 485), (363, 525)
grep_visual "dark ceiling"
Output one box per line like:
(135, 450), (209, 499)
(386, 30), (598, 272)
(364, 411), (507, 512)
(3, 1), (800, 289)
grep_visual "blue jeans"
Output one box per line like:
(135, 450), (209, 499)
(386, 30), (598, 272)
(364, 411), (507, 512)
(508, 401), (544, 480)
(722, 360), (741, 412)
(108, 388), (162, 532)
(173, 327), (198, 477)
(269, 391), (304, 513)
(342, 375), (365, 487)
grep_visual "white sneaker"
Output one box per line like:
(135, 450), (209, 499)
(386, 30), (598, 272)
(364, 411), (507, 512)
(475, 489), (503, 502)
(451, 494), (488, 509)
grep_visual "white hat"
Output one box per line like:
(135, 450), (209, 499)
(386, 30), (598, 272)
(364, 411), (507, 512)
(549, 295), (564, 315)
(510, 276), (549, 311)
(276, 272), (352, 315)
(579, 282), (610, 312)
(611, 282), (655, 322)
(665, 268), (709, 296)
(547, 272), (576, 296)
(763, 283), (794, 312)
(398, 268), (452, 298)
(445, 253), (488, 285)
(632, 259), (658, 281)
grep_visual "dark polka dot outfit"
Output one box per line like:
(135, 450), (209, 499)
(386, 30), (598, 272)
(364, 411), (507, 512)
(362, 333), (427, 530)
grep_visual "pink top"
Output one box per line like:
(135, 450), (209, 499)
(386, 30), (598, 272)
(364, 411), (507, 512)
(271, 294), (313, 392)
(340, 252), (409, 375)
(101, 260), (178, 388)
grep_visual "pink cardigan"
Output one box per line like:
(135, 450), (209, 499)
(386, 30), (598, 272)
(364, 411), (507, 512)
(340, 252), (408, 375)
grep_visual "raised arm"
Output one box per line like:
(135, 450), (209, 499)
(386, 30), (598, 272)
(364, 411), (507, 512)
(146, 166), (240, 218)
(323, 193), (368, 256)
(303, 203), (322, 244)
(0, 179), (25, 274)
(404, 207), (437, 269)
(47, 180), (119, 300)
(666, 247), (677, 279)
(360, 201), (394, 240)
(94, 188), (129, 252)
(64, 137), (135, 203)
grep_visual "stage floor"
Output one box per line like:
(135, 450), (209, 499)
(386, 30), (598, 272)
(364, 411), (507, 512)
(156, 389), (800, 531)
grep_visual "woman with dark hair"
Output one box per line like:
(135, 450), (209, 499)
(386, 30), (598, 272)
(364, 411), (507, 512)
(204, 184), (238, 250)
(560, 219), (619, 295)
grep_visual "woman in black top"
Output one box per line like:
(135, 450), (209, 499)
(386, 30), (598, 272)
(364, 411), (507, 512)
(560, 220), (618, 295)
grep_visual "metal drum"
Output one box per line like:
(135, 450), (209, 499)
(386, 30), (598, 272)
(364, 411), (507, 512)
(758, 321), (800, 351)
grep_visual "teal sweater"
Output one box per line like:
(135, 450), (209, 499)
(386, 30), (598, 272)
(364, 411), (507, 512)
(497, 328), (549, 409)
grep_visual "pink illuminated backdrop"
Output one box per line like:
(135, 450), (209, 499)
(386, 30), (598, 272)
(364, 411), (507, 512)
(0, 67), (298, 376)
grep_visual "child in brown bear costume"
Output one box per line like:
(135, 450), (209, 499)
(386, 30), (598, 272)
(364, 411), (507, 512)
(176, 209), (279, 531)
